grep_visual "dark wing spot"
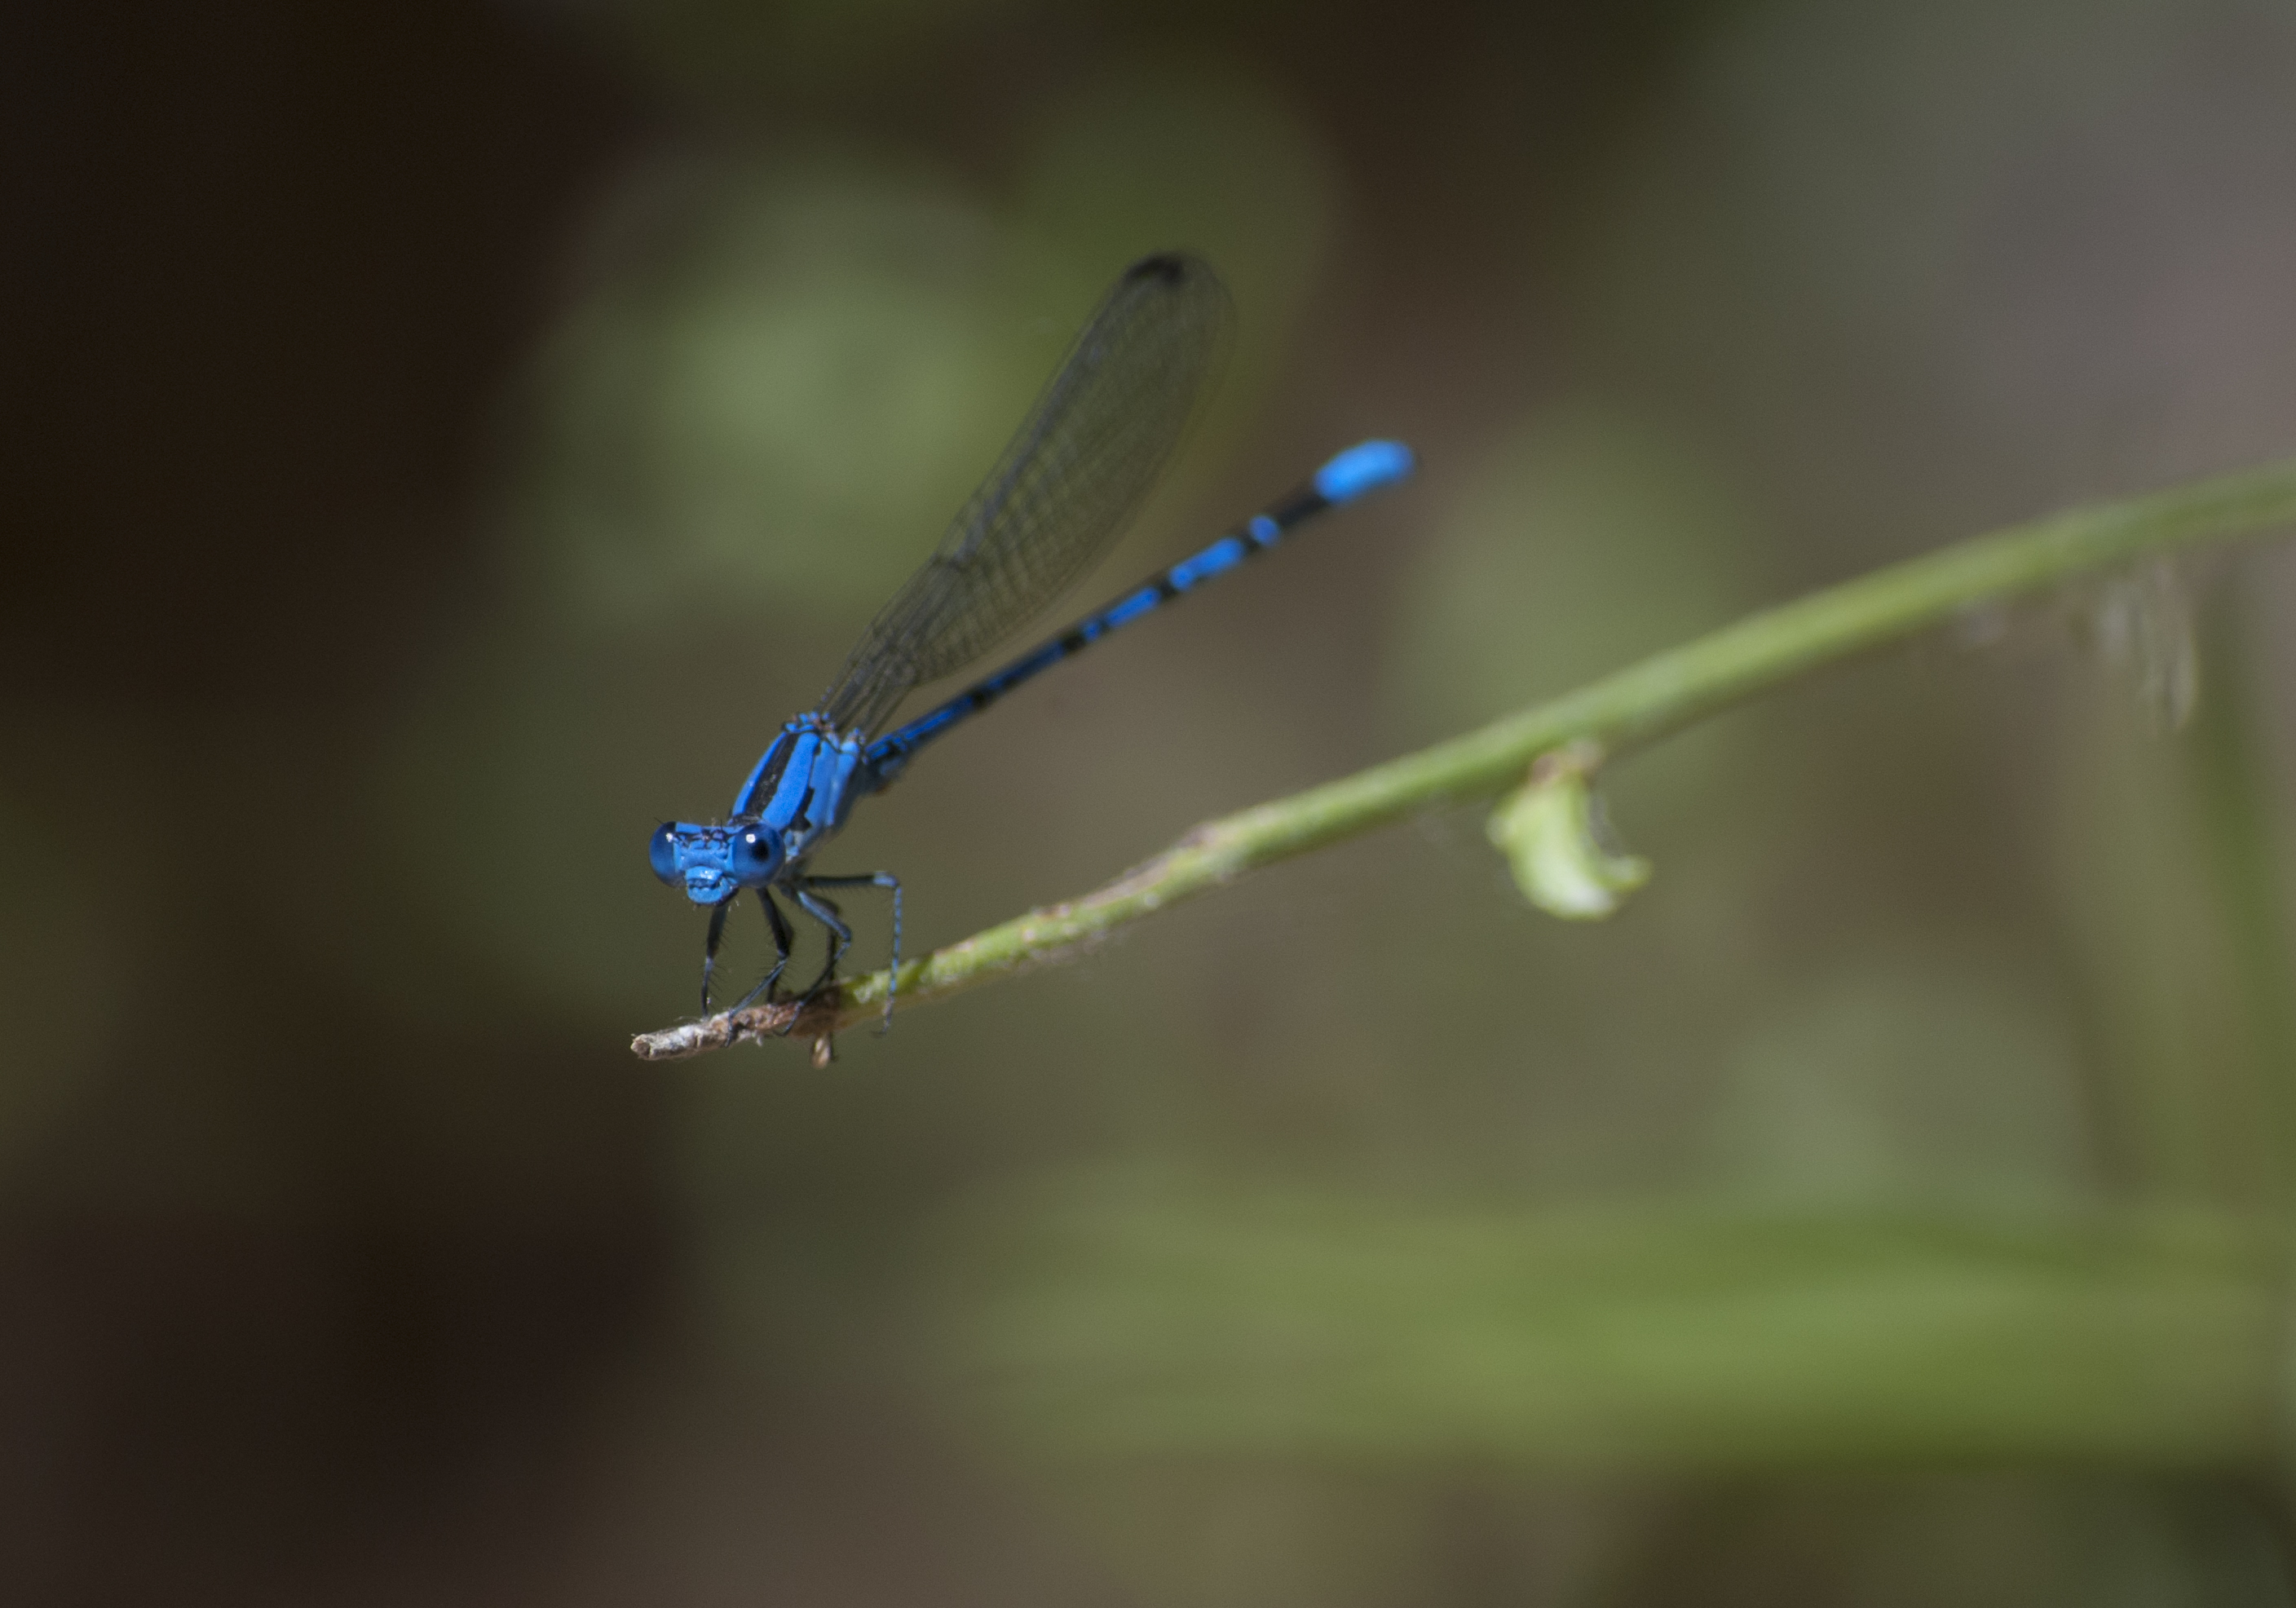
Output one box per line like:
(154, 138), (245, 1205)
(1124, 252), (1189, 285)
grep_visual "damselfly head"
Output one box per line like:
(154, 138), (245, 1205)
(649, 820), (784, 904)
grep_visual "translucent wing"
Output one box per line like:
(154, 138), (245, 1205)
(816, 253), (1232, 737)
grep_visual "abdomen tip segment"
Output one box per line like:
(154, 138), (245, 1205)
(1314, 440), (1416, 504)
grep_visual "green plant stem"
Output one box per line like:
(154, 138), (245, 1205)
(633, 457), (2296, 1061)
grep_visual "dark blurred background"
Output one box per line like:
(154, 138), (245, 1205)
(9, 2), (2296, 1602)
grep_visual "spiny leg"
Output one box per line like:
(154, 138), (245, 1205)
(763, 887), (796, 997)
(788, 886), (853, 1002)
(728, 886), (796, 1014)
(804, 872), (902, 1033)
(700, 897), (733, 1014)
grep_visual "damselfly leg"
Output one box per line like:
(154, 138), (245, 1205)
(726, 887), (796, 1014)
(805, 872), (903, 1033)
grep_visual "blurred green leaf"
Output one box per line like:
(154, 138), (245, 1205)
(1709, 960), (2095, 1207)
(520, 153), (1053, 626)
(1015, 59), (1340, 378)
(934, 1171), (2280, 1470)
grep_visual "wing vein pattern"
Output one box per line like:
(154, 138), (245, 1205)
(815, 252), (1233, 738)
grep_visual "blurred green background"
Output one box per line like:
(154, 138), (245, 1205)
(8, 1), (2296, 1601)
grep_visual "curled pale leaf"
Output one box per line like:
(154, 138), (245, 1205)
(1486, 744), (1650, 920)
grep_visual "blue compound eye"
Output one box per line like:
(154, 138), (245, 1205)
(729, 826), (782, 886)
(648, 823), (682, 886)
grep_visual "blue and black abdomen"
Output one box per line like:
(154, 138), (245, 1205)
(860, 440), (1414, 781)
